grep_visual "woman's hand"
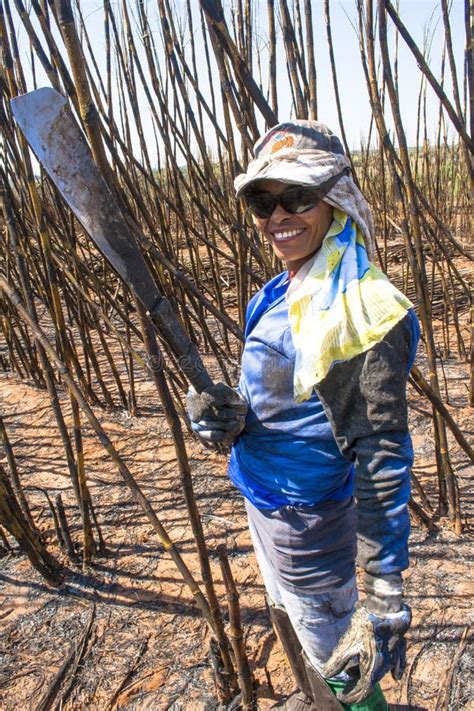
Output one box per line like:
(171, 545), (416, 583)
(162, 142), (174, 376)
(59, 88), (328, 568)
(323, 600), (411, 704)
(186, 383), (248, 448)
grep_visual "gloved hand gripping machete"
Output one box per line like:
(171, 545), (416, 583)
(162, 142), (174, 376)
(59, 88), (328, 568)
(10, 87), (212, 394)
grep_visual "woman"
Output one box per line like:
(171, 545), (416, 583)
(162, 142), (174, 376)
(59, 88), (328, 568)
(187, 121), (419, 711)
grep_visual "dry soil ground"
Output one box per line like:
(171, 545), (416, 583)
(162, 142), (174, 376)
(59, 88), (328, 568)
(0, 331), (472, 711)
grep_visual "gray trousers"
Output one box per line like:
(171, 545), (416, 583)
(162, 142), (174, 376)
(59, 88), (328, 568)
(246, 498), (358, 678)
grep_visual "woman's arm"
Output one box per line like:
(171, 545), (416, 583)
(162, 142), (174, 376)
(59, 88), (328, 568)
(316, 311), (419, 702)
(317, 311), (419, 597)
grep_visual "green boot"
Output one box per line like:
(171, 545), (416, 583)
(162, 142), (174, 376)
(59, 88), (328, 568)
(325, 679), (388, 711)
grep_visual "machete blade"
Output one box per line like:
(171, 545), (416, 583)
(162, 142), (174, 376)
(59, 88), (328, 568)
(11, 87), (214, 392)
(10, 87), (159, 313)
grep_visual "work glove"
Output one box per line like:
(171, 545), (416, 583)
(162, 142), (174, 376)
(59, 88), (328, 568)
(186, 382), (248, 448)
(323, 579), (411, 705)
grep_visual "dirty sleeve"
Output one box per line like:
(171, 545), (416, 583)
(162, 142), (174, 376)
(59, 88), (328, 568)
(315, 311), (420, 588)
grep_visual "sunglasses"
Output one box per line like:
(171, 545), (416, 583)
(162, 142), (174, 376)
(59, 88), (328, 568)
(243, 169), (350, 220)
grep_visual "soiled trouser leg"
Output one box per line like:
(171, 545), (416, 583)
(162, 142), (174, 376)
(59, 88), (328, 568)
(246, 502), (358, 679)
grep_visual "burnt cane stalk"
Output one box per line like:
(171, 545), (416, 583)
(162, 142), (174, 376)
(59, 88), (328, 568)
(0, 463), (64, 586)
(0, 277), (226, 671)
(136, 301), (237, 700)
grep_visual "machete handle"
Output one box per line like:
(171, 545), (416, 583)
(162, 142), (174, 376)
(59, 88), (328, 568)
(147, 297), (214, 393)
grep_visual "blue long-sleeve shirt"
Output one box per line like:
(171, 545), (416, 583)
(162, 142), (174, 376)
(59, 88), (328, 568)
(229, 271), (354, 509)
(228, 271), (420, 578)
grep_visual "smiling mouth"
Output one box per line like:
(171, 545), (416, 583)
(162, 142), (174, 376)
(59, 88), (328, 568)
(272, 228), (306, 242)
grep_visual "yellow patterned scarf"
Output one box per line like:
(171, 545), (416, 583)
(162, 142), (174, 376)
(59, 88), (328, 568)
(286, 210), (413, 403)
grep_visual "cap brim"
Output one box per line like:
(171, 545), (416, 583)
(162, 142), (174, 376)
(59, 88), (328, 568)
(235, 165), (316, 197)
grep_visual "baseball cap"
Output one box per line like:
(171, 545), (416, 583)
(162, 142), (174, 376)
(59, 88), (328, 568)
(235, 120), (346, 197)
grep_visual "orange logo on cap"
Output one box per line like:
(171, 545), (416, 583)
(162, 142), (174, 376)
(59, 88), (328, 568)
(271, 135), (295, 153)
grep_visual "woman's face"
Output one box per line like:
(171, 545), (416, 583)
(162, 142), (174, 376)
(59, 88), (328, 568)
(250, 179), (333, 272)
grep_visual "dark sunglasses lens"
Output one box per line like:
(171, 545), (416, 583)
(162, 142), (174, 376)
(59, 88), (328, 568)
(281, 188), (318, 214)
(245, 194), (276, 218)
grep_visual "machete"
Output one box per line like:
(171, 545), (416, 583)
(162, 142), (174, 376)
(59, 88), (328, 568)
(10, 87), (213, 393)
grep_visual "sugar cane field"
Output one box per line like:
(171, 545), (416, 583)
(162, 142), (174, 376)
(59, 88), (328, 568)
(0, 0), (472, 709)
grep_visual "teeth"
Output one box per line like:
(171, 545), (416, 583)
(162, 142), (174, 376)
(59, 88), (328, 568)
(273, 229), (304, 241)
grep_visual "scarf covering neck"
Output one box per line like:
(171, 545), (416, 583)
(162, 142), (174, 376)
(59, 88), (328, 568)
(286, 210), (413, 403)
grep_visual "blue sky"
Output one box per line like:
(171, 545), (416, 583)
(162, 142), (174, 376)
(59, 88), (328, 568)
(8, 0), (467, 160)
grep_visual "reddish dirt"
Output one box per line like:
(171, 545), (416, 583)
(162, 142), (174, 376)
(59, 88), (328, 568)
(0, 335), (472, 710)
